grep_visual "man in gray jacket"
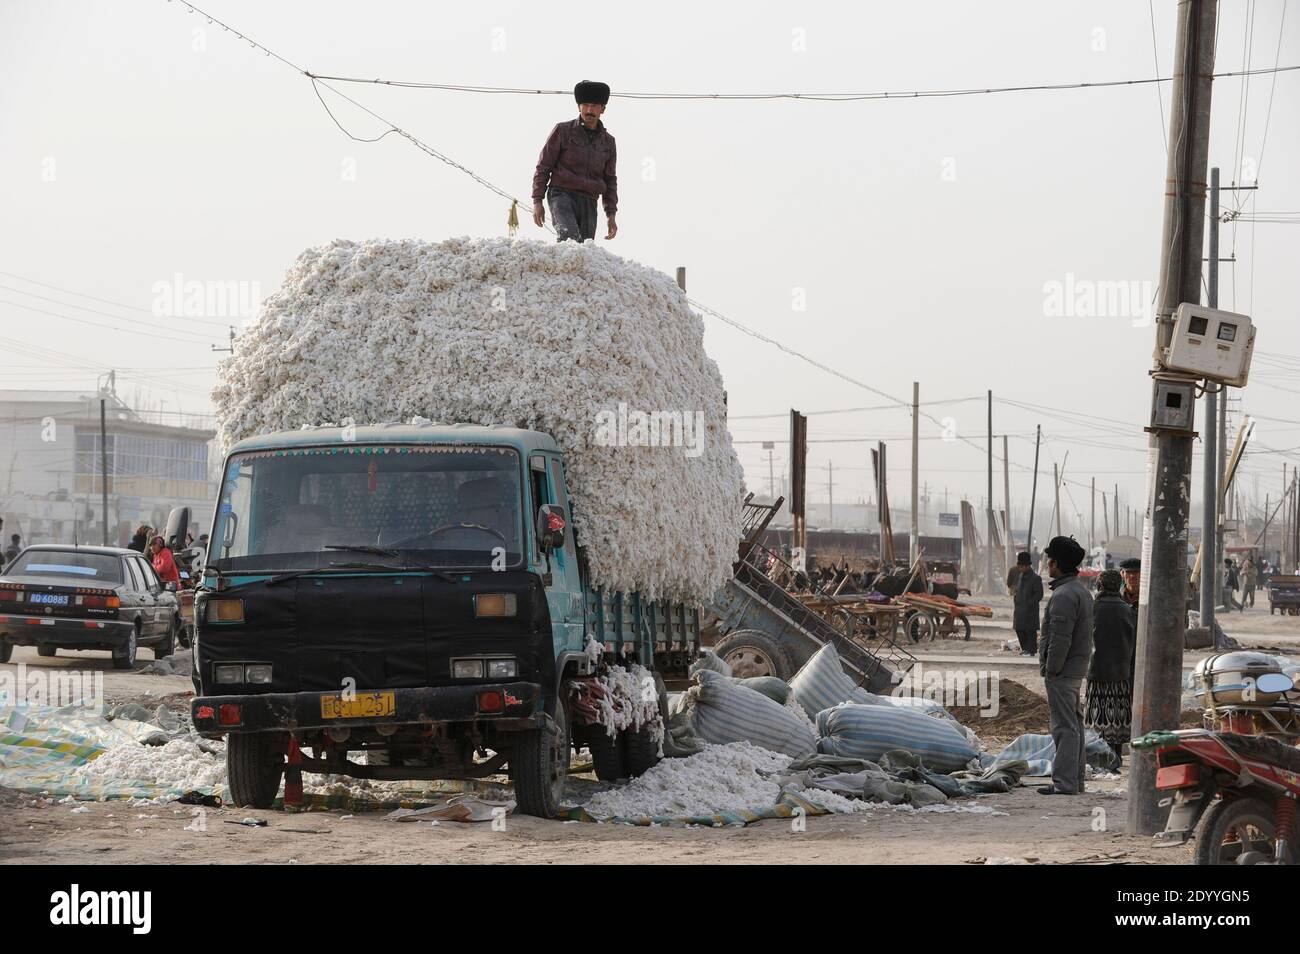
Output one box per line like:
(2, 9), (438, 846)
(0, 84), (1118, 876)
(1038, 535), (1094, 795)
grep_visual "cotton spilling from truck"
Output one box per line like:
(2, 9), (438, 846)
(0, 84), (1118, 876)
(212, 237), (744, 604)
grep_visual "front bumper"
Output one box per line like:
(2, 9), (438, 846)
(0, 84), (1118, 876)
(0, 614), (133, 647)
(192, 682), (544, 736)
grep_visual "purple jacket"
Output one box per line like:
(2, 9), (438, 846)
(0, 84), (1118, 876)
(531, 119), (618, 215)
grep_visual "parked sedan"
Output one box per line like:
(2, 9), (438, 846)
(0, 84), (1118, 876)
(0, 545), (180, 669)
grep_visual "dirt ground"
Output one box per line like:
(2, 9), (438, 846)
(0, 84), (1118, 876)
(3, 600), (1297, 866)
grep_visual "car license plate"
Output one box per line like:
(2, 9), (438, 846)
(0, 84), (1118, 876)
(319, 692), (395, 719)
(31, 593), (68, 605)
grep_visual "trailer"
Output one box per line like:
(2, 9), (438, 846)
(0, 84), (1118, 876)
(708, 497), (914, 691)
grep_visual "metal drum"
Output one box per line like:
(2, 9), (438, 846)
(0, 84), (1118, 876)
(1191, 651), (1292, 707)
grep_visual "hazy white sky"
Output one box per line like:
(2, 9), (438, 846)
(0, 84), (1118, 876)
(2, 0), (1297, 537)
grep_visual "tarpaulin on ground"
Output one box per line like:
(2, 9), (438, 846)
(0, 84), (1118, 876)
(560, 790), (827, 827)
(981, 729), (1120, 777)
(0, 700), (188, 800)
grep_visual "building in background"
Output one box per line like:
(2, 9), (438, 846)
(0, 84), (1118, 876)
(0, 388), (216, 546)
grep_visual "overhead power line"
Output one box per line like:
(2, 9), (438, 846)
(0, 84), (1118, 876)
(299, 64), (1300, 102)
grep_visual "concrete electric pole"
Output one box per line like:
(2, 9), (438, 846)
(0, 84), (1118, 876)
(1130, 0), (1218, 837)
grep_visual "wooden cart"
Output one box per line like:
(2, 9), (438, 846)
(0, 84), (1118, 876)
(895, 592), (993, 643)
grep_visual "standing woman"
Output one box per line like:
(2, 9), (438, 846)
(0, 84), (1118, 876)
(1085, 569), (1136, 766)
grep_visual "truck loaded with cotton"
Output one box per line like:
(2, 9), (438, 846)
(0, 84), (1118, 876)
(189, 237), (746, 817)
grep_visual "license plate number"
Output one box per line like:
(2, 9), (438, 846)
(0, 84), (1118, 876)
(319, 692), (395, 719)
(31, 593), (68, 605)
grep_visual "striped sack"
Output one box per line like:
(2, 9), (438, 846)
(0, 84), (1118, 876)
(789, 643), (959, 722)
(816, 703), (979, 773)
(686, 670), (816, 758)
(690, 649), (733, 677)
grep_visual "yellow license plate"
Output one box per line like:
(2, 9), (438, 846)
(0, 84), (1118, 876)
(320, 692), (396, 719)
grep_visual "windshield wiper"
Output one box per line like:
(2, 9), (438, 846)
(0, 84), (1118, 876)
(329, 561), (462, 583)
(323, 544), (400, 557)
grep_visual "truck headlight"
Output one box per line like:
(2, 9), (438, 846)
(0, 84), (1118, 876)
(452, 659), (485, 679)
(244, 664), (273, 684)
(487, 659), (517, 679)
(214, 664), (244, 684)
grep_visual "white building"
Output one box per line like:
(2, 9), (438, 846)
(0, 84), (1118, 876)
(0, 389), (217, 547)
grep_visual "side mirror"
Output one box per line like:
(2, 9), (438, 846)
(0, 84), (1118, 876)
(1256, 672), (1293, 695)
(536, 505), (566, 552)
(165, 581), (178, 593)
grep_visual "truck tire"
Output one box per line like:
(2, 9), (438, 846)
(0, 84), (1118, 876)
(622, 722), (660, 778)
(713, 630), (792, 680)
(512, 700), (571, 819)
(226, 732), (286, 809)
(582, 725), (626, 781)
(112, 625), (139, 670)
(37, 644), (57, 658)
(0, 639), (11, 663)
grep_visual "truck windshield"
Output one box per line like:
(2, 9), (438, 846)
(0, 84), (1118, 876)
(210, 444), (525, 573)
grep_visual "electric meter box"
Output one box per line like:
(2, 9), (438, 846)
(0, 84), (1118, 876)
(1164, 303), (1256, 386)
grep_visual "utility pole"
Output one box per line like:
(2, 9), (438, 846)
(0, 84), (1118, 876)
(1049, 463), (1060, 538)
(911, 382), (920, 564)
(827, 460), (835, 529)
(99, 397), (109, 546)
(1091, 477), (1096, 554)
(986, 390), (995, 592)
(1131, 0), (1218, 837)
(1103, 492), (1110, 540)
(1200, 167), (1220, 632)
(763, 442), (776, 500)
(1114, 484), (1120, 540)
(1003, 433), (1012, 564)
(1027, 425), (1041, 556)
(1050, 467), (1060, 540)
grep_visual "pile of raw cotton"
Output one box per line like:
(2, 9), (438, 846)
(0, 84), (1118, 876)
(212, 238), (744, 605)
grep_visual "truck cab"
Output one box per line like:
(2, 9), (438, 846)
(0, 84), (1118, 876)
(191, 423), (692, 817)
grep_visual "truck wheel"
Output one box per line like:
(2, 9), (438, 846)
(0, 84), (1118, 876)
(512, 700), (571, 819)
(37, 644), (57, 658)
(0, 640), (10, 663)
(226, 732), (286, 809)
(112, 624), (139, 670)
(622, 722), (661, 778)
(713, 630), (792, 680)
(583, 725), (626, 781)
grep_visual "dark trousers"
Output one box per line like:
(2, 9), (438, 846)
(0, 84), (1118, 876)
(1045, 675), (1086, 794)
(1243, 583), (1256, 607)
(1015, 628), (1038, 653)
(547, 187), (597, 242)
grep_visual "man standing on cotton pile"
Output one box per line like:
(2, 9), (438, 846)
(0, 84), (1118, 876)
(532, 80), (618, 243)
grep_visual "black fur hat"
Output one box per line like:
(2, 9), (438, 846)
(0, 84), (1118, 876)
(574, 80), (611, 105)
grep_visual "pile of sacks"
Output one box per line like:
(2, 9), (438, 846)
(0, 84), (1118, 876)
(664, 643), (1023, 806)
(670, 642), (1123, 799)
(212, 237), (745, 605)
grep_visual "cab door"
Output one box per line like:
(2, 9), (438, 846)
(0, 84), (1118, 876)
(529, 454), (584, 651)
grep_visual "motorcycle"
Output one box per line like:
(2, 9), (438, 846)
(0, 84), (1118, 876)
(1139, 651), (1300, 864)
